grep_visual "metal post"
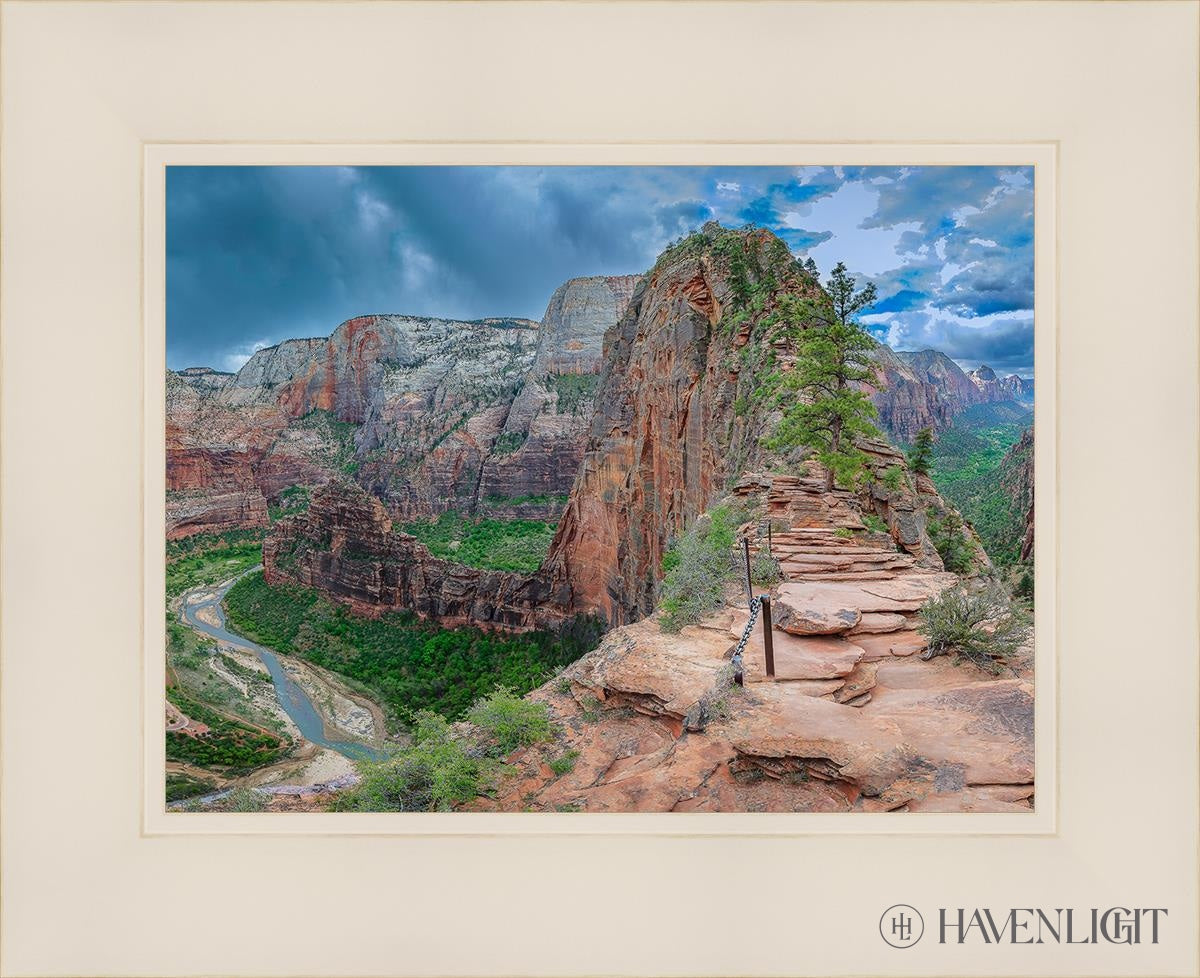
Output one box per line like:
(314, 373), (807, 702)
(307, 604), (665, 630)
(767, 522), (773, 556)
(742, 538), (753, 602)
(761, 595), (775, 679)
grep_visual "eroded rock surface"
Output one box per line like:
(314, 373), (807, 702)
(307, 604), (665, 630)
(167, 280), (637, 538)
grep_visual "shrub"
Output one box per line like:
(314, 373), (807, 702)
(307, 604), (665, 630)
(332, 711), (489, 812)
(658, 505), (739, 632)
(834, 527), (854, 539)
(467, 686), (552, 755)
(917, 582), (1032, 671)
(548, 750), (580, 777)
(881, 466), (905, 492)
(492, 431), (527, 455)
(546, 373), (599, 415)
(750, 547), (782, 587)
(862, 513), (889, 534)
(222, 787), (268, 813)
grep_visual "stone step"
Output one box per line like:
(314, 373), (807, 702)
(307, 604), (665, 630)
(780, 554), (914, 567)
(787, 570), (899, 581)
(771, 545), (905, 557)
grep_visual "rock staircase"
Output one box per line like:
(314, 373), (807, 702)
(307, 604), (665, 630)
(730, 472), (957, 708)
(769, 527), (919, 582)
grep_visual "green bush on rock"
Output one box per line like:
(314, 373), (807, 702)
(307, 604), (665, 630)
(917, 582), (1032, 672)
(658, 505), (739, 633)
(467, 686), (553, 755)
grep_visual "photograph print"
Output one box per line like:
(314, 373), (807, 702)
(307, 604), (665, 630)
(164, 164), (1036, 814)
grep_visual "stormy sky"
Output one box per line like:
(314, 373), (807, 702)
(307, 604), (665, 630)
(167, 165), (1034, 377)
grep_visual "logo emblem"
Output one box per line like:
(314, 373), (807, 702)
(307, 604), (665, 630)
(880, 905), (924, 948)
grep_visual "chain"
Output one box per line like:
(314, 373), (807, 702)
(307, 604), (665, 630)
(730, 594), (762, 670)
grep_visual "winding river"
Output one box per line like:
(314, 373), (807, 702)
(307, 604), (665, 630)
(180, 571), (386, 762)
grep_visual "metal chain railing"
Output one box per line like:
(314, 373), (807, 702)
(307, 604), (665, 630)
(731, 532), (777, 682)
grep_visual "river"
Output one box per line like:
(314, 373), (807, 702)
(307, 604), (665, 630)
(180, 571), (387, 762)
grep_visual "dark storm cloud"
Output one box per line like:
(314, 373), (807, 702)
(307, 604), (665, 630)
(167, 164), (1035, 374)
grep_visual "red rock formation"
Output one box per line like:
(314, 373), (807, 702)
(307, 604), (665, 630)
(264, 482), (573, 630)
(542, 226), (826, 625)
(167, 289), (641, 537)
(166, 318), (541, 536)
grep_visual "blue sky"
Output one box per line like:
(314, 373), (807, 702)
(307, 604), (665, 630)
(167, 165), (1034, 376)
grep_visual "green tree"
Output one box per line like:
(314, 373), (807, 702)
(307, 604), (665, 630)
(908, 426), (935, 475)
(929, 507), (975, 574)
(767, 262), (881, 490)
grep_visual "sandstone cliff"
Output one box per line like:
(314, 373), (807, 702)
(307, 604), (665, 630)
(264, 481), (570, 630)
(476, 276), (639, 515)
(541, 226), (821, 625)
(540, 226), (960, 626)
(167, 290), (637, 537)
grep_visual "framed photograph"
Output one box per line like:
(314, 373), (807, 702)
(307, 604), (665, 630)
(2, 2), (1196, 977)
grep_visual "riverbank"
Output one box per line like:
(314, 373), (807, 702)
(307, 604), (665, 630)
(167, 570), (393, 805)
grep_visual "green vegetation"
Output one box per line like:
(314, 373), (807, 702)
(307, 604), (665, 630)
(927, 507), (977, 574)
(333, 712), (487, 811)
(547, 750), (580, 777)
(881, 465), (906, 493)
(1014, 567), (1034, 604)
(546, 373), (600, 415)
(917, 582), (1032, 672)
(333, 692), (556, 812)
(492, 431), (527, 455)
(466, 686), (553, 754)
(925, 407), (1032, 565)
(165, 773), (217, 803)
(296, 409), (360, 471)
(166, 687), (290, 771)
(165, 529), (289, 784)
(907, 427), (934, 475)
(749, 546), (782, 587)
(400, 510), (556, 573)
(765, 263), (882, 490)
(223, 571), (601, 724)
(269, 485), (312, 522)
(862, 513), (890, 535)
(221, 787), (269, 813)
(658, 504), (739, 632)
(482, 492), (569, 509)
(165, 529), (264, 597)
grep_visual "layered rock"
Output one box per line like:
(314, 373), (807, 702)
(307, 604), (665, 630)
(264, 481), (572, 630)
(467, 466), (1031, 813)
(542, 226), (826, 626)
(472, 525), (1031, 813)
(167, 315), (540, 536)
(868, 347), (961, 442)
(476, 276), (639, 513)
(167, 285), (640, 537)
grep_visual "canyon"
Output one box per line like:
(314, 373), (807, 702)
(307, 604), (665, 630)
(168, 223), (1035, 814)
